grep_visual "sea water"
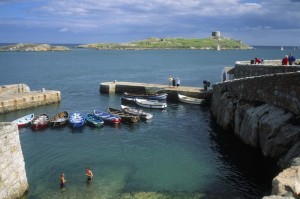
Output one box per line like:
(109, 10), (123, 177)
(0, 47), (288, 198)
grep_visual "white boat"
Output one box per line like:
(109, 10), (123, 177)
(178, 93), (204, 105)
(12, 113), (34, 128)
(217, 44), (220, 51)
(281, 46), (284, 51)
(135, 98), (167, 109)
(121, 105), (153, 120)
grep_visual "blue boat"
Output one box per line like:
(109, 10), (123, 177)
(94, 110), (121, 124)
(69, 112), (85, 128)
(85, 113), (104, 127)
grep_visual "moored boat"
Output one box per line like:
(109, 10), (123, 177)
(69, 112), (85, 128)
(94, 110), (121, 124)
(121, 105), (153, 120)
(31, 113), (50, 130)
(108, 107), (140, 123)
(12, 113), (34, 128)
(121, 96), (136, 105)
(178, 93), (204, 105)
(50, 111), (69, 128)
(85, 113), (104, 127)
(124, 92), (168, 100)
(135, 98), (167, 109)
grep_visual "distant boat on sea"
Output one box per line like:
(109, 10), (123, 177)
(281, 46), (284, 51)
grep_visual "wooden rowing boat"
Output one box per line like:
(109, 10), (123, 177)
(178, 93), (204, 105)
(85, 113), (104, 127)
(135, 98), (167, 109)
(12, 113), (34, 128)
(31, 113), (50, 130)
(69, 112), (85, 128)
(50, 111), (69, 128)
(94, 110), (121, 124)
(121, 105), (153, 120)
(108, 107), (140, 123)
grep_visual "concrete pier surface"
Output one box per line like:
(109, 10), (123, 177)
(100, 81), (211, 101)
(0, 83), (61, 114)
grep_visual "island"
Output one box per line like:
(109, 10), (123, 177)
(78, 32), (252, 50)
(0, 43), (71, 52)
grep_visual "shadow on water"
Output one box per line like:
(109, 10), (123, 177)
(205, 118), (280, 199)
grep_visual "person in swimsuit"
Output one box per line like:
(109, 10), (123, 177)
(60, 173), (66, 189)
(86, 167), (93, 183)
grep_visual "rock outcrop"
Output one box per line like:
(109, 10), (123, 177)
(211, 72), (300, 198)
(0, 43), (70, 52)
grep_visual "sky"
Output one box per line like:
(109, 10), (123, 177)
(0, 0), (300, 45)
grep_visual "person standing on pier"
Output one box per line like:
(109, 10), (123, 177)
(168, 76), (173, 87)
(176, 78), (180, 87)
(172, 77), (176, 87)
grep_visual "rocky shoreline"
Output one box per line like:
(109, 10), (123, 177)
(0, 43), (70, 52)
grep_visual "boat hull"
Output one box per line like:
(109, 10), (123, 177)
(85, 114), (104, 127)
(31, 114), (50, 130)
(12, 113), (34, 128)
(178, 93), (204, 105)
(135, 99), (167, 109)
(69, 112), (85, 128)
(108, 107), (140, 123)
(50, 111), (69, 128)
(94, 110), (121, 124)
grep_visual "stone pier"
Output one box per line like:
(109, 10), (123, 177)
(0, 83), (61, 114)
(100, 81), (211, 101)
(0, 123), (28, 199)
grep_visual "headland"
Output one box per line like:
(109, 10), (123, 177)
(78, 32), (252, 50)
(0, 43), (70, 52)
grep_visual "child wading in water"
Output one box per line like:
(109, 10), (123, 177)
(86, 167), (93, 184)
(60, 173), (66, 191)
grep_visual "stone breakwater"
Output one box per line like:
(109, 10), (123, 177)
(211, 72), (300, 198)
(0, 123), (28, 199)
(0, 83), (61, 114)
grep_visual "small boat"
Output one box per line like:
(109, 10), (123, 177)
(135, 98), (167, 109)
(12, 113), (34, 128)
(69, 112), (85, 128)
(178, 93), (204, 105)
(281, 46), (284, 51)
(50, 111), (69, 128)
(121, 96), (136, 104)
(31, 113), (50, 130)
(85, 113), (104, 127)
(121, 105), (153, 120)
(94, 110), (121, 124)
(108, 107), (140, 123)
(124, 92), (168, 100)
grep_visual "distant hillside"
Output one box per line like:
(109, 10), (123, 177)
(0, 43), (70, 52)
(78, 36), (252, 50)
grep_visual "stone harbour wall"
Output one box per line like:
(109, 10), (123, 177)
(0, 84), (30, 95)
(234, 61), (300, 79)
(211, 72), (300, 198)
(0, 123), (28, 199)
(0, 84), (61, 114)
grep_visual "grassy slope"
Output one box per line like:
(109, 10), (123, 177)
(79, 37), (252, 50)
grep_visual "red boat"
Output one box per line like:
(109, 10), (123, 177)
(31, 113), (50, 130)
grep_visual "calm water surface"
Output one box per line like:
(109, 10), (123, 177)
(0, 47), (286, 198)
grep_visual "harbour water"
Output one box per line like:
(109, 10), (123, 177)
(0, 47), (291, 198)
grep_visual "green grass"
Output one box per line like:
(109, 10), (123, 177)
(78, 37), (252, 50)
